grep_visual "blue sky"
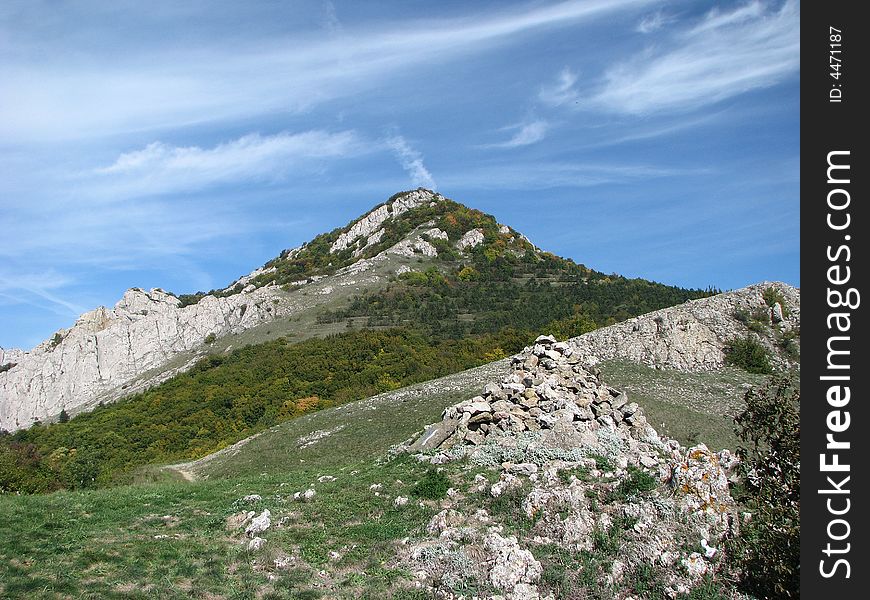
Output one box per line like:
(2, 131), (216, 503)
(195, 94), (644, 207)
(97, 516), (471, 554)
(0, 0), (799, 350)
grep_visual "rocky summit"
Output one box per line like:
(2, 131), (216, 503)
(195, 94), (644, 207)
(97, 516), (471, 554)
(402, 335), (740, 599)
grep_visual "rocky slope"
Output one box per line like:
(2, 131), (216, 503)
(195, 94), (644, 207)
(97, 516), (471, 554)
(568, 281), (799, 372)
(0, 286), (289, 431)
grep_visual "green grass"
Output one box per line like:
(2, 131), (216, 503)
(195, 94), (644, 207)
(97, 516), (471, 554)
(604, 467), (658, 503)
(0, 457), (451, 599)
(410, 468), (451, 500)
(0, 360), (511, 598)
(179, 359), (507, 480)
(0, 353), (754, 599)
(598, 359), (769, 450)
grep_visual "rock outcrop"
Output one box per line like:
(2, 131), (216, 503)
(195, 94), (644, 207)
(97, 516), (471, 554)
(329, 188), (443, 254)
(405, 335), (740, 599)
(0, 285), (287, 431)
(568, 281), (799, 372)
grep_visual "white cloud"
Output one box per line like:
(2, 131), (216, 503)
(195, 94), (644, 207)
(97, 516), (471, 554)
(591, 0), (799, 114)
(386, 136), (436, 190)
(538, 68), (579, 107)
(487, 120), (550, 148)
(0, 0), (657, 141)
(636, 10), (673, 34)
(94, 130), (363, 195)
(440, 161), (691, 190)
(691, 1), (765, 34)
(0, 272), (87, 318)
(322, 0), (343, 34)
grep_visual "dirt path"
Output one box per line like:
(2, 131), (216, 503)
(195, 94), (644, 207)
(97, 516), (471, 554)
(163, 464), (197, 482)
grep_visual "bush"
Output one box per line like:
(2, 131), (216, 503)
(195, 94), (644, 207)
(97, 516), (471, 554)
(724, 337), (772, 374)
(605, 466), (658, 503)
(729, 375), (799, 598)
(204, 333), (217, 345)
(761, 287), (789, 317)
(411, 468), (451, 500)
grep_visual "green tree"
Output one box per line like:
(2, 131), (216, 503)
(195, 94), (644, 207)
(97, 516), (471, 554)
(729, 374), (800, 598)
(724, 336), (773, 374)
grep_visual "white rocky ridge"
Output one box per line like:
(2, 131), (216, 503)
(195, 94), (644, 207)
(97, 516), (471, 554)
(329, 188), (443, 254)
(0, 285), (287, 431)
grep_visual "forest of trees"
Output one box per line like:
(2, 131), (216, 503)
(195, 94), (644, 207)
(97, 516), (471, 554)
(0, 328), (527, 493)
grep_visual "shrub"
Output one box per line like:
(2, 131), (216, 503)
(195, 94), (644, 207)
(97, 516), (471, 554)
(761, 287), (789, 317)
(729, 375), (799, 598)
(50, 332), (63, 349)
(411, 468), (451, 500)
(724, 337), (772, 374)
(777, 327), (800, 359)
(605, 466), (658, 503)
(204, 333), (217, 345)
(589, 454), (615, 472)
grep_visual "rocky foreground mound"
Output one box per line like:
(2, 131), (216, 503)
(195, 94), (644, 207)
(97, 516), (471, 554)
(402, 335), (741, 599)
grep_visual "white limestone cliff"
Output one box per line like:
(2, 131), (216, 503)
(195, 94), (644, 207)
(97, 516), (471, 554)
(0, 285), (285, 431)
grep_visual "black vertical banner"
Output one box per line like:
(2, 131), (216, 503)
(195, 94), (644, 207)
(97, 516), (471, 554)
(802, 1), (867, 597)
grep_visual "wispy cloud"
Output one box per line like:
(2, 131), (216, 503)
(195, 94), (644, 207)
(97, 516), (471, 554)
(0, 272), (87, 318)
(487, 120), (550, 148)
(386, 135), (437, 190)
(538, 68), (579, 107)
(441, 161), (693, 190)
(0, 0), (656, 141)
(636, 10), (673, 34)
(93, 130), (364, 196)
(590, 0), (799, 114)
(322, 1), (343, 34)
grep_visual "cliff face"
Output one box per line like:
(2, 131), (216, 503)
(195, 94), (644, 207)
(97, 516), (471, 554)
(0, 286), (285, 430)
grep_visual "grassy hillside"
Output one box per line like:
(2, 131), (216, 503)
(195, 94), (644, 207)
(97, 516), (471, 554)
(0, 352), (786, 599)
(0, 457), (444, 599)
(598, 360), (770, 451)
(0, 329), (520, 493)
(0, 363), (501, 599)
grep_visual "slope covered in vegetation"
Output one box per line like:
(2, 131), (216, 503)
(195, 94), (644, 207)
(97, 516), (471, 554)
(1, 191), (718, 494)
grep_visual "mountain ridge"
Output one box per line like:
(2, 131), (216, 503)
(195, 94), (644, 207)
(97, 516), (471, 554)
(1, 188), (709, 431)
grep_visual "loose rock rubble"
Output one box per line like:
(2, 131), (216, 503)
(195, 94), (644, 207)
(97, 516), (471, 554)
(245, 509), (271, 537)
(404, 335), (742, 599)
(409, 334), (662, 468)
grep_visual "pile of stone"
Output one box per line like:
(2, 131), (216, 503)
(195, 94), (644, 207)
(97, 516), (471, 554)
(410, 335), (657, 459)
(403, 334), (743, 599)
